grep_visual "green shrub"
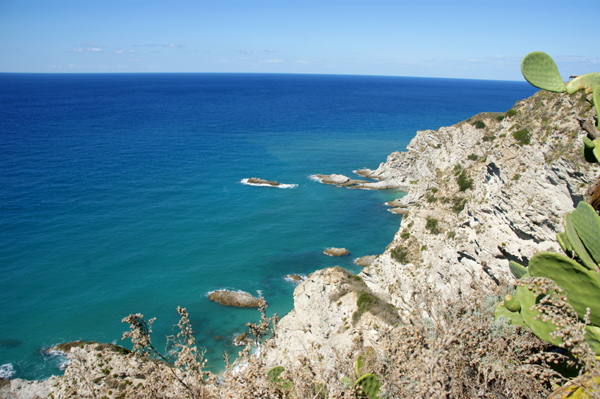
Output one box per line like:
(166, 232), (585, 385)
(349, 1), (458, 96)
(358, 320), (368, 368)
(453, 164), (463, 175)
(482, 135), (495, 142)
(390, 246), (409, 263)
(431, 187), (438, 194)
(467, 154), (478, 161)
(452, 197), (467, 214)
(506, 109), (517, 117)
(496, 115), (505, 121)
(426, 217), (440, 235)
(400, 232), (410, 239)
(426, 194), (437, 203)
(472, 120), (486, 129)
(512, 174), (521, 181)
(513, 129), (531, 145)
(456, 170), (474, 191)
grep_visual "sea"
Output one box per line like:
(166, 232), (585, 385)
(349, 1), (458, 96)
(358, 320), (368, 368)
(0, 73), (538, 381)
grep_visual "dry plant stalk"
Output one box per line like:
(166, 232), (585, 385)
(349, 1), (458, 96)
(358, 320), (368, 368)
(53, 279), (600, 399)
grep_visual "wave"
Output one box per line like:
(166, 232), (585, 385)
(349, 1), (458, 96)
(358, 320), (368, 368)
(240, 178), (297, 189)
(0, 363), (15, 379)
(307, 175), (323, 183)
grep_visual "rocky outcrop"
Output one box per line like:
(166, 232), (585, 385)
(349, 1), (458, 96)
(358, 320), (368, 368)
(208, 290), (262, 307)
(0, 378), (55, 399)
(323, 247), (349, 257)
(263, 90), (599, 374)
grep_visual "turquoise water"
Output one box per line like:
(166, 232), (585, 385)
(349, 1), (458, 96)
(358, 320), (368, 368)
(0, 73), (538, 380)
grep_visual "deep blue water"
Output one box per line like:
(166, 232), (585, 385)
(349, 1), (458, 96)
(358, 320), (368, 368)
(0, 73), (537, 380)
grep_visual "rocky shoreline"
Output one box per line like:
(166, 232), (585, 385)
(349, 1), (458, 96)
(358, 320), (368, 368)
(3, 89), (599, 397)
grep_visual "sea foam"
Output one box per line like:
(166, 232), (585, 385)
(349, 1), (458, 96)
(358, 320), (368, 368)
(240, 178), (297, 189)
(0, 363), (15, 379)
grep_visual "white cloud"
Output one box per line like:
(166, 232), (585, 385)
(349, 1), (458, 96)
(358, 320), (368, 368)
(115, 50), (138, 54)
(49, 65), (62, 69)
(72, 47), (102, 53)
(264, 49), (279, 53)
(265, 59), (284, 63)
(236, 49), (253, 55)
(294, 60), (311, 64)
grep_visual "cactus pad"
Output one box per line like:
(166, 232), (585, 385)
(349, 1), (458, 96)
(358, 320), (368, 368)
(585, 325), (600, 356)
(355, 354), (364, 377)
(565, 213), (597, 270)
(494, 301), (525, 326)
(571, 201), (600, 266)
(515, 283), (562, 345)
(566, 72), (600, 94)
(521, 52), (566, 93)
(556, 232), (573, 257)
(528, 252), (600, 326)
(354, 373), (381, 399)
(509, 260), (528, 279)
(267, 366), (292, 390)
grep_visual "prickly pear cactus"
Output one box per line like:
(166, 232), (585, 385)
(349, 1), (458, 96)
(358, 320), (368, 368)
(354, 373), (381, 399)
(267, 366), (293, 390)
(494, 300), (525, 326)
(509, 260), (528, 279)
(529, 251), (600, 326)
(571, 201), (600, 266)
(515, 282), (563, 346)
(564, 213), (597, 271)
(566, 72), (600, 94)
(521, 51), (567, 93)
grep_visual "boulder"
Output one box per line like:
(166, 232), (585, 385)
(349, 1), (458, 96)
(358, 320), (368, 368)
(208, 290), (261, 307)
(323, 247), (350, 257)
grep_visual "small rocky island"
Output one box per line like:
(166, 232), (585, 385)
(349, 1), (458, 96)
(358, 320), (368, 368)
(208, 290), (262, 307)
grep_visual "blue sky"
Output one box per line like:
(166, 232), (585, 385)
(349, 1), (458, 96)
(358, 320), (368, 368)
(1, 0), (598, 80)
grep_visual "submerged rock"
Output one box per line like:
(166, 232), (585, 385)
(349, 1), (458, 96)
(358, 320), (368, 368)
(285, 274), (305, 283)
(208, 290), (261, 307)
(233, 332), (250, 346)
(323, 247), (350, 257)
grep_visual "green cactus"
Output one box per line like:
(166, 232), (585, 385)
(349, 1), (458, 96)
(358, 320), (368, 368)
(556, 232), (573, 257)
(355, 354), (364, 377)
(564, 213), (597, 271)
(565, 72), (600, 94)
(515, 282), (563, 346)
(520, 51), (567, 93)
(503, 294), (521, 312)
(582, 137), (598, 163)
(494, 300), (525, 326)
(267, 366), (293, 390)
(571, 201), (600, 266)
(528, 251), (600, 327)
(354, 373), (381, 399)
(509, 260), (528, 279)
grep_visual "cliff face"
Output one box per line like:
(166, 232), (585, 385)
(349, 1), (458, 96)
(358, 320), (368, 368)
(265, 90), (599, 371)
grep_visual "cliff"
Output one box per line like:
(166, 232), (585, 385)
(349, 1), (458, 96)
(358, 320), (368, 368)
(263, 89), (598, 374)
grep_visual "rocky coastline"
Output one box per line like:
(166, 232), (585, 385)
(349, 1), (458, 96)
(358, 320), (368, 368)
(2, 89), (599, 397)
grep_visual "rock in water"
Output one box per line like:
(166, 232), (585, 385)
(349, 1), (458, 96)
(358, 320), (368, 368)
(246, 177), (280, 187)
(208, 290), (261, 307)
(323, 247), (350, 257)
